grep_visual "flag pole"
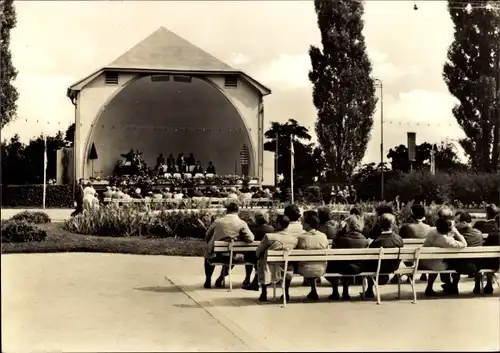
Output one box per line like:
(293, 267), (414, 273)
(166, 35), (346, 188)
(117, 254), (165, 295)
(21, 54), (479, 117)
(290, 134), (294, 204)
(42, 133), (47, 209)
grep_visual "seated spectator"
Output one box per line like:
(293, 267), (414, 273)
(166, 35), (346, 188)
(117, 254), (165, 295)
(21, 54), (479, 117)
(173, 189), (184, 200)
(192, 187), (204, 197)
(103, 186), (112, 199)
(368, 204), (398, 240)
(206, 161), (216, 174)
(326, 215), (369, 300)
(317, 206), (338, 240)
(284, 204), (304, 237)
(474, 204), (499, 235)
(242, 211), (275, 290)
(363, 214), (404, 298)
(256, 214), (298, 302)
(296, 211), (329, 301)
(204, 202), (255, 289)
(193, 161), (204, 174)
(350, 207), (361, 216)
(162, 187), (173, 199)
(132, 188), (143, 199)
(227, 187), (239, 200)
(419, 217), (467, 296)
(446, 212), (484, 294)
(399, 204), (431, 239)
(478, 214), (500, 294)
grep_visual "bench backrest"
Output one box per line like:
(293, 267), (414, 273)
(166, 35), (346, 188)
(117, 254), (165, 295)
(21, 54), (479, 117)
(266, 246), (500, 263)
(213, 241), (260, 253)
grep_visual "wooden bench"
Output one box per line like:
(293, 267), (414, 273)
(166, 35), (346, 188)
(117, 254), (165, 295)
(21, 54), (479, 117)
(267, 246), (500, 307)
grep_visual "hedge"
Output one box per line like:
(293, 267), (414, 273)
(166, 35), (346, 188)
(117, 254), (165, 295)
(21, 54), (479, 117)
(385, 171), (499, 205)
(1, 184), (74, 208)
(1, 219), (48, 243)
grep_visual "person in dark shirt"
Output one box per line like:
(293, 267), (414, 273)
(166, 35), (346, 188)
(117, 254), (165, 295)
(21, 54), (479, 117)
(242, 211), (275, 290)
(399, 204), (432, 239)
(317, 206), (338, 241)
(166, 154), (175, 167)
(326, 215), (369, 300)
(186, 153), (196, 170)
(446, 212), (484, 294)
(363, 214), (404, 298)
(368, 204), (398, 240)
(474, 204), (499, 235)
(206, 161), (216, 174)
(478, 214), (500, 294)
(193, 161), (204, 174)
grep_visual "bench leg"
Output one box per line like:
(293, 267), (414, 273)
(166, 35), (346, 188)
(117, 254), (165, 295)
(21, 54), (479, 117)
(361, 277), (366, 300)
(273, 283), (277, 300)
(397, 274), (402, 299)
(410, 276), (417, 304)
(374, 276), (381, 305)
(480, 273), (484, 293)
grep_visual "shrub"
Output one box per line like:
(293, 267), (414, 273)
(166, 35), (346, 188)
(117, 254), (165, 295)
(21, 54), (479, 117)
(1, 184), (73, 208)
(385, 171), (499, 205)
(1, 219), (47, 243)
(10, 211), (51, 224)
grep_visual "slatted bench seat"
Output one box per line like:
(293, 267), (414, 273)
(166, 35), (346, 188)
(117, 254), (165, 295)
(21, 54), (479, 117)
(267, 246), (500, 307)
(213, 240), (261, 291)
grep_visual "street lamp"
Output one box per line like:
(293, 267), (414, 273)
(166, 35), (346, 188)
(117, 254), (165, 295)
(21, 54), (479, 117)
(374, 78), (384, 201)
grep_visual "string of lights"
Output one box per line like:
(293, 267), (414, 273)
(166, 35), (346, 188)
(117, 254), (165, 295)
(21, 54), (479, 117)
(9, 117), (464, 130)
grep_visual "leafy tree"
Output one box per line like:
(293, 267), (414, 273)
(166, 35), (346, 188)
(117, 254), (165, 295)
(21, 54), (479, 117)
(387, 140), (468, 173)
(1, 134), (25, 184)
(0, 0), (19, 129)
(309, 0), (377, 182)
(64, 123), (75, 147)
(263, 119), (323, 187)
(443, 0), (500, 171)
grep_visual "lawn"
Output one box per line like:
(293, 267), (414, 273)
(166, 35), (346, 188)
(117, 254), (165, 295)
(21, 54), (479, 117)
(1, 223), (205, 257)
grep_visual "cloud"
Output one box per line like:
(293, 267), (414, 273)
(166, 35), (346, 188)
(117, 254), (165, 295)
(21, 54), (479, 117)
(254, 54), (312, 90)
(229, 52), (251, 65)
(368, 49), (422, 85)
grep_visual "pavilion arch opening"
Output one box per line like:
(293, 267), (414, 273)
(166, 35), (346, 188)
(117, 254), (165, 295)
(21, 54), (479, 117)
(86, 75), (254, 178)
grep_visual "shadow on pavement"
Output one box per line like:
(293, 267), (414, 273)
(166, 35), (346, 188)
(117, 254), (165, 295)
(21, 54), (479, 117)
(134, 286), (183, 293)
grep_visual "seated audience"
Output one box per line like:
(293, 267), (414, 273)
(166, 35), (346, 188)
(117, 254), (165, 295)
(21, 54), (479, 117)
(204, 202), (255, 289)
(227, 188), (239, 200)
(206, 161), (216, 174)
(242, 212), (275, 290)
(478, 214), (500, 294)
(317, 206), (338, 240)
(296, 211), (330, 301)
(362, 214), (404, 298)
(256, 214), (299, 302)
(162, 188), (173, 199)
(326, 215), (369, 300)
(152, 190), (163, 199)
(173, 189), (184, 200)
(419, 217), (467, 296)
(350, 207), (361, 216)
(446, 212), (484, 294)
(474, 204), (499, 235)
(192, 187), (204, 197)
(399, 204), (431, 239)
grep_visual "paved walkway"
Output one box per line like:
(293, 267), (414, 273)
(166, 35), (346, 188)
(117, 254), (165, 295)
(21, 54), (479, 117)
(2, 254), (499, 352)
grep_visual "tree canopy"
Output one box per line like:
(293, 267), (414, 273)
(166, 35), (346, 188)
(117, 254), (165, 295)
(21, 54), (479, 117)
(442, 0), (500, 171)
(309, 0), (377, 182)
(0, 0), (19, 129)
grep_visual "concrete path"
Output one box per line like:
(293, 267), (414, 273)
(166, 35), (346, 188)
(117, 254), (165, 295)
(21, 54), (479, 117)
(2, 254), (499, 352)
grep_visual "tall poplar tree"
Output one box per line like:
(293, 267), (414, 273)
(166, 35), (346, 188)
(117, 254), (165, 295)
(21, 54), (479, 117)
(0, 0), (19, 129)
(309, 0), (377, 182)
(443, 0), (500, 171)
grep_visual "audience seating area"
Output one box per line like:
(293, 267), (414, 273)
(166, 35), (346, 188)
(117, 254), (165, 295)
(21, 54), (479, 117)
(213, 235), (498, 307)
(102, 197), (279, 209)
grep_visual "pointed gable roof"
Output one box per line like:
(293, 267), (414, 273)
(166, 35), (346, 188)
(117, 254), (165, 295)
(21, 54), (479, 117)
(107, 27), (235, 71)
(67, 27), (270, 97)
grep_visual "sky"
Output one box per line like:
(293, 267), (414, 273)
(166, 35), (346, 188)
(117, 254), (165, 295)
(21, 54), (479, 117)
(3, 0), (466, 165)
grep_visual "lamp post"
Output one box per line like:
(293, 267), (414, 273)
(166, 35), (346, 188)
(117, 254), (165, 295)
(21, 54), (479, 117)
(374, 78), (384, 201)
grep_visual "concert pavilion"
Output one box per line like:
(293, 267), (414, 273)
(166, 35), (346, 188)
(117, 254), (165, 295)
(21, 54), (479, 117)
(67, 27), (271, 183)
